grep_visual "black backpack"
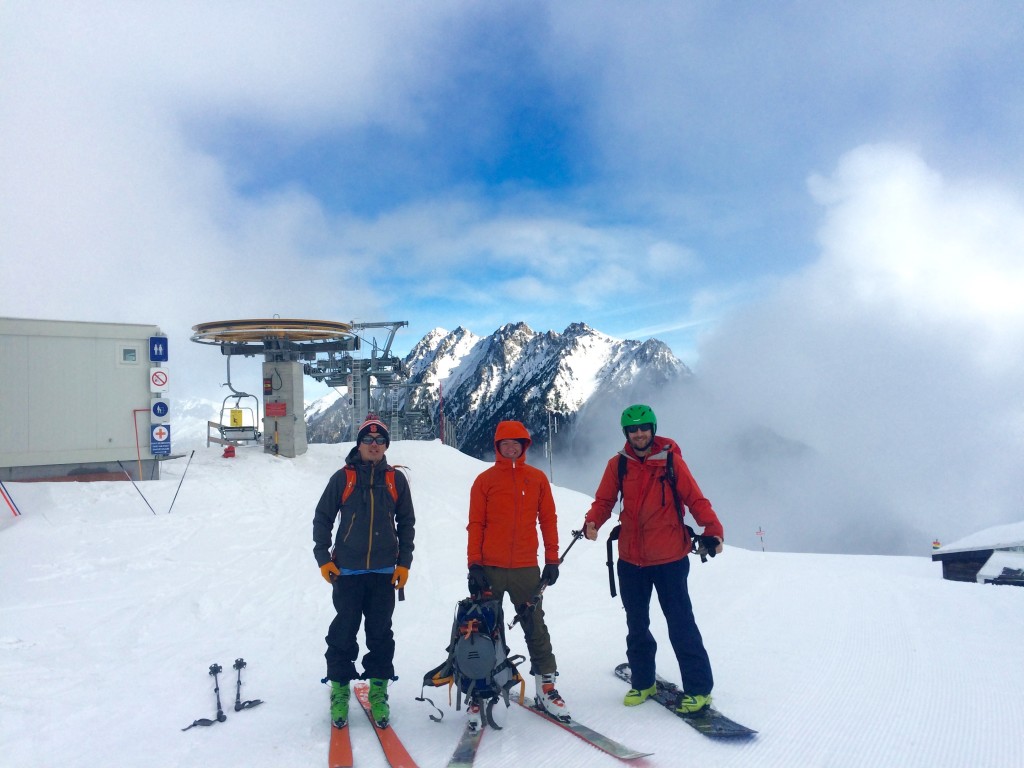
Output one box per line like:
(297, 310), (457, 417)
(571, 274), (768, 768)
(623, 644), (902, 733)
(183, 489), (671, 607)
(419, 595), (525, 728)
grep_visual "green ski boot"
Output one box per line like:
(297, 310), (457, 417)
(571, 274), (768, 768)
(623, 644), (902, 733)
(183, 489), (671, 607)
(330, 681), (350, 728)
(368, 678), (390, 728)
(623, 683), (657, 706)
(675, 692), (712, 716)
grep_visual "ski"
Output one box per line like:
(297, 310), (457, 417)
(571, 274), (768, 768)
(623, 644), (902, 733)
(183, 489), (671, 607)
(353, 682), (419, 768)
(446, 719), (484, 768)
(614, 663), (757, 738)
(516, 700), (652, 760)
(328, 719), (354, 768)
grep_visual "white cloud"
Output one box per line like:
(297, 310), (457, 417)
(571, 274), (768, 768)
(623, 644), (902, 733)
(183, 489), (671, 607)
(679, 145), (1024, 552)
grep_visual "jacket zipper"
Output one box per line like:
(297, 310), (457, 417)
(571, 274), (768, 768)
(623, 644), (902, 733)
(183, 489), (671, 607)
(509, 459), (520, 564)
(365, 464), (375, 569)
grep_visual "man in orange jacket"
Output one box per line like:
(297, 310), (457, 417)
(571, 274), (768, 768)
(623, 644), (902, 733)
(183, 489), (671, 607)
(467, 420), (571, 722)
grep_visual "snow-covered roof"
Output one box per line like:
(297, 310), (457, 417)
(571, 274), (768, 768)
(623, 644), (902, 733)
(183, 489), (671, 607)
(975, 551), (1024, 583)
(937, 521), (1024, 555)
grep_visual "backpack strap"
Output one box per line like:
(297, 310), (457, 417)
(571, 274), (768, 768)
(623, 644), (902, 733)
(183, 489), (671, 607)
(341, 466), (357, 504)
(341, 466), (401, 504)
(385, 469), (399, 503)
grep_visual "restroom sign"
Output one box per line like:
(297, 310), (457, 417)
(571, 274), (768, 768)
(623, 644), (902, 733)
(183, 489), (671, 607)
(150, 368), (169, 393)
(149, 336), (169, 362)
(151, 424), (171, 455)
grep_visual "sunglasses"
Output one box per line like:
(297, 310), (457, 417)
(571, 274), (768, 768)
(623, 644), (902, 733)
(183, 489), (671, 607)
(624, 424), (653, 434)
(360, 435), (387, 445)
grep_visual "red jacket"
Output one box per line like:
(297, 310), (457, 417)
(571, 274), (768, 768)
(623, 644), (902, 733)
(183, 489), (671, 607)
(467, 420), (559, 568)
(584, 436), (724, 567)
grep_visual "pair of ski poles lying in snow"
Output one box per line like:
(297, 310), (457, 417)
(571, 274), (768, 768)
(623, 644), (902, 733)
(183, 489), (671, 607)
(182, 658), (264, 731)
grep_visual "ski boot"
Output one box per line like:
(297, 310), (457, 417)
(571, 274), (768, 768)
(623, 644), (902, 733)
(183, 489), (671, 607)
(330, 681), (350, 728)
(623, 683), (657, 706)
(534, 673), (572, 722)
(367, 678), (390, 728)
(466, 699), (482, 732)
(675, 692), (712, 716)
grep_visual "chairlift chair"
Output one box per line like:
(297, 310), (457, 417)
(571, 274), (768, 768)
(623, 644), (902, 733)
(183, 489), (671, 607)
(219, 393), (261, 443)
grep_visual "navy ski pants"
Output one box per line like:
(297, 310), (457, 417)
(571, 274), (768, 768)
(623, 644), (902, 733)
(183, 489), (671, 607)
(617, 556), (714, 696)
(325, 572), (395, 683)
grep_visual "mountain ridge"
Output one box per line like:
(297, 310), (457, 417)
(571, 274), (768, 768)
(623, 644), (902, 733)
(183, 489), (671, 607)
(306, 321), (689, 458)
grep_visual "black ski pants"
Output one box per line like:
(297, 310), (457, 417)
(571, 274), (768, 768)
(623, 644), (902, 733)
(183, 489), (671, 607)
(325, 572), (395, 684)
(618, 556), (713, 696)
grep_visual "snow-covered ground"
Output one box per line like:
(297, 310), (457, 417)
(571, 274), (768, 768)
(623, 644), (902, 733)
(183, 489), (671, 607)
(2, 442), (1022, 768)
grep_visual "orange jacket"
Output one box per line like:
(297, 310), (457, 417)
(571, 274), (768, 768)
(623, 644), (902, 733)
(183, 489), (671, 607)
(467, 420), (559, 568)
(584, 436), (724, 567)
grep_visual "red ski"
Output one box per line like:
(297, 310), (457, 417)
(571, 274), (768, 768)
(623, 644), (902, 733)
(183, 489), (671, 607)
(328, 696), (353, 768)
(353, 682), (419, 768)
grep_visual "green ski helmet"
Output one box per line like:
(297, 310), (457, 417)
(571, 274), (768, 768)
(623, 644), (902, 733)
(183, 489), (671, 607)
(620, 404), (657, 436)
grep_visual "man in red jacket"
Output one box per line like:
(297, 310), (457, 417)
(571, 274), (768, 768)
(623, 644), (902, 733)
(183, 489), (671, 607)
(583, 404), (724, 715)
(467, 420), (571, 722)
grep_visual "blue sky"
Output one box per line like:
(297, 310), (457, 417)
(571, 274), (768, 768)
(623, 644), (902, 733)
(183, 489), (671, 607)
(4, 2), (1021, 368)
(3, 2), (1024, 542)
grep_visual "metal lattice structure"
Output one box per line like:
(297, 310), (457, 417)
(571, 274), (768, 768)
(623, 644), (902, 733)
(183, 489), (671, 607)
(191, 318), (433, 446)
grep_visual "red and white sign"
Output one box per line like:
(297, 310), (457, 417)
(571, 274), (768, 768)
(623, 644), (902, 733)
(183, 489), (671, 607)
(150, 367), (169, 393)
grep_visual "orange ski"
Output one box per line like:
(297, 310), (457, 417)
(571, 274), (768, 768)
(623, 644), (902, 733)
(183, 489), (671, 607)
(353, 682), (419, 767)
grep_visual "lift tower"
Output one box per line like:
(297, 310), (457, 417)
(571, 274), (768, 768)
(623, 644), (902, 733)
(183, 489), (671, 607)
(191, 319), (357, 457)
(191, 318), (431, 456)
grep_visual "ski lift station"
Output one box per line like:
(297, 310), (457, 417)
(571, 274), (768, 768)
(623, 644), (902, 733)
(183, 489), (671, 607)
(190, 317), (432, 459)
(0, 317), (170, 482)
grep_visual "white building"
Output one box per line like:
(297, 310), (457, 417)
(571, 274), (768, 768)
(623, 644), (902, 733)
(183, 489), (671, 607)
(0, 317), (169, 481)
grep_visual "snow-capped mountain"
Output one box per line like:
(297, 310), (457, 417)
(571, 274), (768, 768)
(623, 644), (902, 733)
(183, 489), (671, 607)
(307, 321), (689, 459)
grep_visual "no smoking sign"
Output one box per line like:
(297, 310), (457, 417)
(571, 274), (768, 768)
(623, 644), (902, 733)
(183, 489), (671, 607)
(150, 367), (169, 393)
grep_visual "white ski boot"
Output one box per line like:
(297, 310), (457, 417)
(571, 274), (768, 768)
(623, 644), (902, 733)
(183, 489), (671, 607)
(466, 700), (482, 732)
(534, 673), (572, 722)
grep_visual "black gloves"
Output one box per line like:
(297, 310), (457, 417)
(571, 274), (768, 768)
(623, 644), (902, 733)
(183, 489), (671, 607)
(541, 563), (559, 585)
(468, 564), (489, 596)
(693, 535), (721, 560)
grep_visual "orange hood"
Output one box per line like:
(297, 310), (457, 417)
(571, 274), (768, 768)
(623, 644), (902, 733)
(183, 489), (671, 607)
(493, 420), (532, 456)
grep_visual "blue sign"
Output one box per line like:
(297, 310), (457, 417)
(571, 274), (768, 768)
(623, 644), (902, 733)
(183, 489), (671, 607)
(151, 424), (171, 456)
(152, 400), (169, 420)
(149, 336), (169, 362)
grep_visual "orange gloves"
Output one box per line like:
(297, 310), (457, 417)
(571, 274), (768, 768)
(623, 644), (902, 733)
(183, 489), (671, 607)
(320, 562), (340, 583)
(391, 566), (409, 590)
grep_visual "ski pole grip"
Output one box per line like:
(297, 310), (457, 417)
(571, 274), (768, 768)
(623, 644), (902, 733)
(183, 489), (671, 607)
(398, 587), (406, 602)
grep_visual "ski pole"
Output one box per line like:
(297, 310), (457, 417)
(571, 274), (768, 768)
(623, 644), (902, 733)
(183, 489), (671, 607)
(182, 664), (227, 731)
(557, 527), (585, 563)
(0, 479), (21, 517)
(166, 450), (195, 514)
(117, 461), (157, 515)
(509, 529), (585, 629)
(233, 658), (264, 711)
